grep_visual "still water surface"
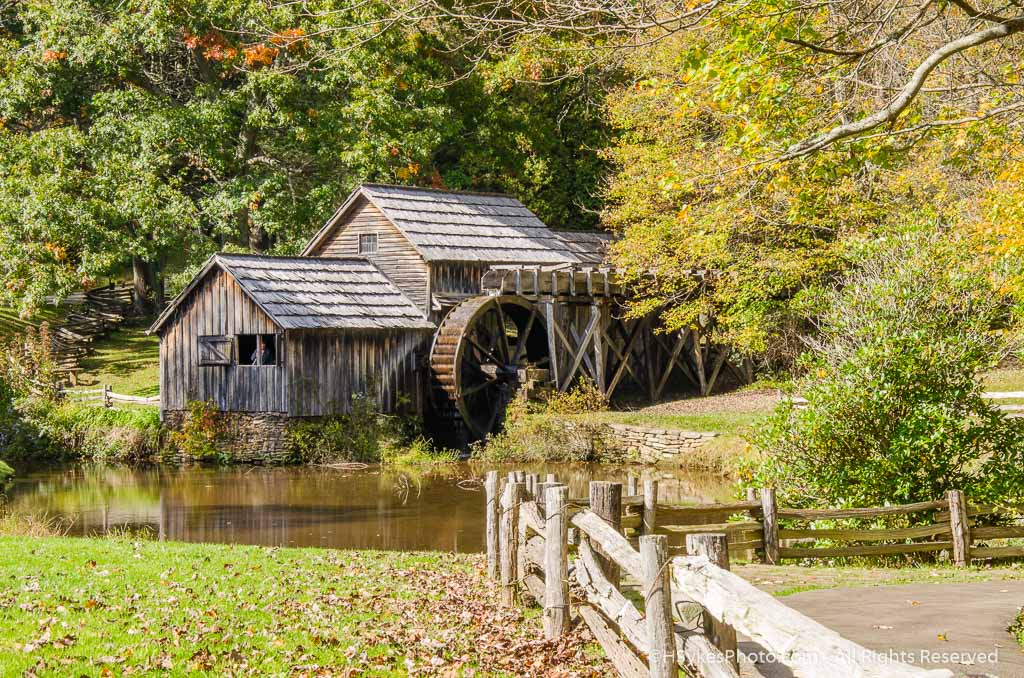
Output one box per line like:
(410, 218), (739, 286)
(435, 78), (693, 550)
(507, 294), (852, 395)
(5, 463), (736, 552)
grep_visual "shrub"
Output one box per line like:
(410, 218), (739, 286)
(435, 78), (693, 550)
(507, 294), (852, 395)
(172, 400), (227, 462)
(285, 395), (419, 464)
(544, 379), (608, 414)
(0, 325), (61, 457)
(32, 401), (162, 462)
(748, 228), (1024, 508)
(471, 393), (617, 462)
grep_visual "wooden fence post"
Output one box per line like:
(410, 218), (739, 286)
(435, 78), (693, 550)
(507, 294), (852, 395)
(500, 481), (524, 606)
(640, 535), (676, 678)
(746, 487), (758, 502)
(627, 475), (639, 497)
(544, 484), (570, 638)
(643, 479), (658, 535)
(947, 489), (970, 567)
(526, 473), (539, 498)
(485, 471), (500, 580)
(103, 384), (112, 408)
(687, 533), (739, 670)
(761, 488), (780, 565)
(589, 481), (623, 587)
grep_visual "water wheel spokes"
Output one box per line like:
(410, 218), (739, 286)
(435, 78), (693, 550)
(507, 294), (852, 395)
(430, 296), (548, 441)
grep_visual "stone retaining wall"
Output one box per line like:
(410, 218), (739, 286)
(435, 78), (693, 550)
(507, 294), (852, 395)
(162, 410), (291, 464)
(556, 420), (717, 465)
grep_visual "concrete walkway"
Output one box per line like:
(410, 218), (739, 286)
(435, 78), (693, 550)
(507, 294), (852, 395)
(739, 581), (1024, 677)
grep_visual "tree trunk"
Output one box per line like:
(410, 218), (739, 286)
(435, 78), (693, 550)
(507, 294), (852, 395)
(132, 256), (158, 315)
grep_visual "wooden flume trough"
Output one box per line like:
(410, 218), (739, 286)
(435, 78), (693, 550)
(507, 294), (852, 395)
(484, 472), (1023, 677)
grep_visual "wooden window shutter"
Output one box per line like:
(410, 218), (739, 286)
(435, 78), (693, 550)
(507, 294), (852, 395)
(198, 335), (233, 366)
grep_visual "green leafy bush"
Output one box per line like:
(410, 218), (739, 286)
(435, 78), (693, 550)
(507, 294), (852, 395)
(171, 400), (226, 462)
(543, 379), (608, 415)
(748, 229), (1024, 508)
(285, 395), (419, 464)
(32, 401), (162, 462)
(471, 394), (618, 462)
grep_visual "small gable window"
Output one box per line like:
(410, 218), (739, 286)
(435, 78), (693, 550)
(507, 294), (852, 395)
(237, 334), (278, 366)
(358, 233), (378, 255)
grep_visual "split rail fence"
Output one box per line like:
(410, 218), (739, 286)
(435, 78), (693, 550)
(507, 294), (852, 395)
(484, 472), (1023, 677)
(65, 385), (160, 407)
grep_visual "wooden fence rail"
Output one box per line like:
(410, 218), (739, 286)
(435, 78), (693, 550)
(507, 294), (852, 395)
(483, 472), (974, 677)
(64, 384), (160, 407)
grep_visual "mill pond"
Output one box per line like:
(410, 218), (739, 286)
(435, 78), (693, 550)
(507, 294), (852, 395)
(4, 463), (736, 552)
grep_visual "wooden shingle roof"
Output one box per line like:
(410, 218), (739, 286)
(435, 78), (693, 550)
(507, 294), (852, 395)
(304, 184), (580, 264)
(554, 231), (612, 265)
(149, 254), (434, 333)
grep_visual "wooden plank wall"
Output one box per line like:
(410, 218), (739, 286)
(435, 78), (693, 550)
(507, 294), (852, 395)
(159, 269), (287, 413)
(287, 329), (429, 417)
(308, 196), (431, 311)
(431, 262), (489, 297)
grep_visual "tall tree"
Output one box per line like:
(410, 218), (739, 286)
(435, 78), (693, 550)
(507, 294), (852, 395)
(0, 0), (613, 311)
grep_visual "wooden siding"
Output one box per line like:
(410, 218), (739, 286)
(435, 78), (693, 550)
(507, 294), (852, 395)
(309, 197), (431, 311)
(287, 329), (429, 417)
(430, 262), (489, 297)
(159, 269), (287, 413)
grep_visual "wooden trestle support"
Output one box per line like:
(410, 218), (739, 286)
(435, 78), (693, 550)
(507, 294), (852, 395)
(428, 265), (753, 442)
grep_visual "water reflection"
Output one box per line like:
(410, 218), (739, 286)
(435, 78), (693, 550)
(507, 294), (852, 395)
(4, 462), (736, 552)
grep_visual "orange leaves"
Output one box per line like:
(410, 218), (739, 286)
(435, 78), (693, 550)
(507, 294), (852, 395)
(271, 28), (306, 51)
(243, 44), (279, 68)
(41, 50), (67, 64)
(182, 30), (237, 62)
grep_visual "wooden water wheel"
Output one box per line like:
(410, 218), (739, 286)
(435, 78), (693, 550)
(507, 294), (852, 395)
(429, 295), (549, 441)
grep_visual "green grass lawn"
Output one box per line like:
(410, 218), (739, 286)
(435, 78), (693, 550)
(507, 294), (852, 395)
(0, 536), (606, 676)
(581, 410), (762, 435)
(75, 321), (159, 396)
(0, 306), (61, 338)
(735, 562), (1024, 596)
(984, 367), (1024, 393)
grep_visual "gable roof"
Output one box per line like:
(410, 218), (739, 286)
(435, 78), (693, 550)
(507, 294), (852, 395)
(149, 254), (435, 334)
(303, 184), (580, 264)
(554, 231), (613, 265)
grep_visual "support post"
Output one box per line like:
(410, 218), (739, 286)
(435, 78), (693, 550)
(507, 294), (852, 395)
(641, 535), (677, 678)
(544, 485), (570, 638)
(947, 489), (970, 567)
(485, 471), (500, 580)
(626, 475), (638, 497)
(686, 533), (738, 670)
(761, 488), (780, 565)
(500, 481), (524, 606)
(589, 481), (623, 587)
(526, 473), (538, 499)
(643, 480), (658, 535)
(745, 487), (758, 502)
(103, 384), (112, 408)
(545, 473), (557, 484)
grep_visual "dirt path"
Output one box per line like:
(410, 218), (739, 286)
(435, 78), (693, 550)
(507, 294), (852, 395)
(739, 581), (1024, 677)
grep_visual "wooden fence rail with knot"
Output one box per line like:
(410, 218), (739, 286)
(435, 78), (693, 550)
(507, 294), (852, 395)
(483, 472), (1024, 677)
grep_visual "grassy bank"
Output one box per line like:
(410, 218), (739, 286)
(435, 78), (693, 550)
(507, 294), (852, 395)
(75, 322), (159, 396)
(733, 562), (1024, 597)
(0, 536), (606, 676)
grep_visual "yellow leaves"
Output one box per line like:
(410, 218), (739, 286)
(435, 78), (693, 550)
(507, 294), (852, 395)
(395, 163), (420, 180)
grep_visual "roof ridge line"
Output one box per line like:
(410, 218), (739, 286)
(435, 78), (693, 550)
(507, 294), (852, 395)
(361, 182), (514, 198)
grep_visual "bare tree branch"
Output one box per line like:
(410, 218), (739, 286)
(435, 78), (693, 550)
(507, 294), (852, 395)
(781, 15), (1024, 159)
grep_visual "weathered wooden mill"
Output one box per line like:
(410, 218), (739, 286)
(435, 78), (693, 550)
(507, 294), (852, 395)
(151, 184), (740, 455)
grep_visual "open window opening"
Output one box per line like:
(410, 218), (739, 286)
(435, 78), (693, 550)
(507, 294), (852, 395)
(237, 333), (278, 366)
